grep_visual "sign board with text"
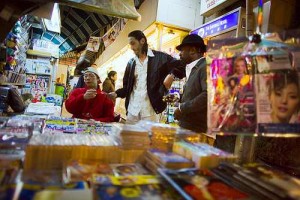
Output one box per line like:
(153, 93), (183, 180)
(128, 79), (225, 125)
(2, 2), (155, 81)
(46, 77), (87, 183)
(200, 0), (238, 16)
(191, 8), (240, 38)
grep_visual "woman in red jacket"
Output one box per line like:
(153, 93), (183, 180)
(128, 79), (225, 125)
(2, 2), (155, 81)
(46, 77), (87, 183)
(65, 67), (114, 122)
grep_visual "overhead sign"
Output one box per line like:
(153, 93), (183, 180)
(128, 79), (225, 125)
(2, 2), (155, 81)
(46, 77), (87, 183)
(191, 9), (240, 38)
(200, 0), (228, 15)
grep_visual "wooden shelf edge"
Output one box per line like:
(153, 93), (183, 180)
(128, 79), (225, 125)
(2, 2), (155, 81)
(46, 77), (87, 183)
(0, 82), (25, 86)
(27, 49), (52, 57)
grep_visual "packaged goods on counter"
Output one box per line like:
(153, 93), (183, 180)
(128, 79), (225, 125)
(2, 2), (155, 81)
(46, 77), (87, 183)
(92, 175), (174, 200)
(136, 120), (200, 152)
(145, 149), (194, 171)
(173, 142), (237, 169)
(158, 168), (250, 200)
(212, 163), (300, 200)
(111, 124), (150, 150)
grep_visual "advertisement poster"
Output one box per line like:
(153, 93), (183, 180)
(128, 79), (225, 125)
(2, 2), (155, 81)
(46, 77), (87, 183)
(86, 36), (100, 52)
(102, 18), (127, 48)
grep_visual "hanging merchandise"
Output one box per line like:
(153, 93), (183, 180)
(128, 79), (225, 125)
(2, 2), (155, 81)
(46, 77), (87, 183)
(207, 29), (300, 137)
(86, 36), (101, 52)
(102, 18), (128, 48)
(207, 37), (256, 135)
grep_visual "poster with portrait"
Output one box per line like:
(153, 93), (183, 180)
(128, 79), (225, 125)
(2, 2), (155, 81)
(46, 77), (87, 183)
(86, 36), (100, 52)
(255, 71), (300, 133)
(208, 56), (255, 134)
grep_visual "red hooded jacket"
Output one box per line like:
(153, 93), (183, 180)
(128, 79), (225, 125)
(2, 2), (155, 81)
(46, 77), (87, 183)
(65, 87), (114, 122)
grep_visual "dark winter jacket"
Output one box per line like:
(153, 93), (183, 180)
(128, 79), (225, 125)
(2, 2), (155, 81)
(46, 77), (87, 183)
(115, 50), (185, 114)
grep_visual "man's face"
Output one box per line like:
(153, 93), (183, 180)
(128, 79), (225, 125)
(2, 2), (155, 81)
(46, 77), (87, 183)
(84, 72), (98, 89)
(128, 37), (144, 56)
(179, 46), (193, 64)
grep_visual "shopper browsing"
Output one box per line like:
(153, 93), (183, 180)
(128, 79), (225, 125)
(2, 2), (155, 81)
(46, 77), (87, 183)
(65, 67), (114, 122)
(108, 30), (184, 123)
(102, 70), (117, 93)
(173, 34), (207, 133)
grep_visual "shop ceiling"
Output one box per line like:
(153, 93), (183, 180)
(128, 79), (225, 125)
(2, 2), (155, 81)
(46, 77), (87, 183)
(0, 0), (144, 56)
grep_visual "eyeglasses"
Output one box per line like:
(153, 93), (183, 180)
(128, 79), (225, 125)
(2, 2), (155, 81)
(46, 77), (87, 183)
(84, 73), (97, 78)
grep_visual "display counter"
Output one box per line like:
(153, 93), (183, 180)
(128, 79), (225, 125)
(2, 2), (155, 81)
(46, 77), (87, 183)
(0, 115), (299, 200)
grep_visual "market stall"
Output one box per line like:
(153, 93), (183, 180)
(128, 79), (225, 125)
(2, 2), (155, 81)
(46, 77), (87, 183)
(1, 1), (300, 199)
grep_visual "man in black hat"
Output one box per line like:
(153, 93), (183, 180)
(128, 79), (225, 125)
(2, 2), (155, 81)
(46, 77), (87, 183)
(173, 34), (207, 133)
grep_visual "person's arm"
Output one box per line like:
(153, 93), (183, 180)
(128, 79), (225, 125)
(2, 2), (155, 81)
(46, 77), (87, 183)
(180, 66), (207, 114)
(165, 54), (186, 79)
(8, 87), (25, 113)
(159, 54), (185, 92)
(94, 96), (114, 122)
(65, 89), (85, 115)
(115, 60), (133, 98)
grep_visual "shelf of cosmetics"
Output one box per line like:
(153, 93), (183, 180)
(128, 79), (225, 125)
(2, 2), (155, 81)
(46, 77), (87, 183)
(1, 151), (300, 200)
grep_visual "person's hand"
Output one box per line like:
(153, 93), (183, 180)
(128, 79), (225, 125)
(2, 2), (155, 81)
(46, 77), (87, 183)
(163, 74), (175, 90)
(174, 108), (182, 120)
(83, 89), (97, 100)
(107, 92), (117, 100)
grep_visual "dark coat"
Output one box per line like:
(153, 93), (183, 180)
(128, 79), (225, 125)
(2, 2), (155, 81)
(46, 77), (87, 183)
(102, 78), (115, 93)
(179, 58), (207, 133)
(115, 50), (184, 114)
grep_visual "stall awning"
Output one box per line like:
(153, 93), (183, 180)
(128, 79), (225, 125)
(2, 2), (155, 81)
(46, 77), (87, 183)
(0, 0), (144, 54)
(30, 5), (117, 55)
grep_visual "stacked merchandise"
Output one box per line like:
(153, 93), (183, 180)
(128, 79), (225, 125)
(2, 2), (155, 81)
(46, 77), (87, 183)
(63, 161), (149, 184)
(25, 102), (61, 116)
(173, 142), (237, 169)
(0, 116), (35, 150)
(44, 116), (77, 134)
(144, 149), (194, 173)
(212, 163), (300, 200)
(3, 18), (28, 85)
(137, 120), (200, 151)
(24, 133), (121, 171)
(77, 119), (111, 135)
(43, 116), (113, 135)
(112, 124), (150, 150)
(21, 162), (158, 200)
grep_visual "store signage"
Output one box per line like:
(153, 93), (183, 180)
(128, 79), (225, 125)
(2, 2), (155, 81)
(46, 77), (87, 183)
(200, 0), (228, 15)
(191, 9), (239, 38)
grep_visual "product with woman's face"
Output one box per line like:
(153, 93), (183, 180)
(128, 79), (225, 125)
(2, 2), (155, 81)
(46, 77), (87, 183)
(234, 59), (246, 76)
(269, 73), (300, 123)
